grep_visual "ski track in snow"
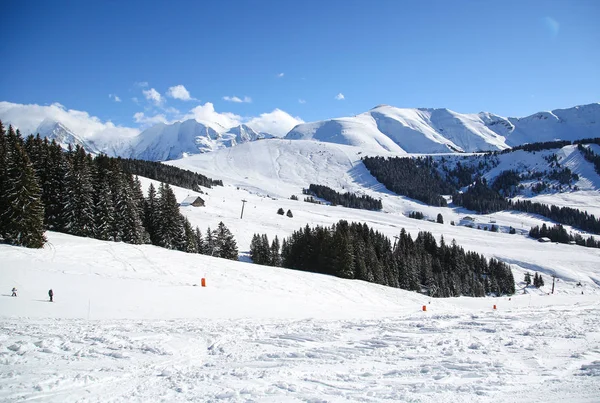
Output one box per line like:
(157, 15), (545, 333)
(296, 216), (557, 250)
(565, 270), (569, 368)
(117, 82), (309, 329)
(2, 305), (600, 403)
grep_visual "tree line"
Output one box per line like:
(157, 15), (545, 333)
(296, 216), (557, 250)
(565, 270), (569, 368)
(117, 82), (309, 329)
(258, 220), (515, 297)
(529, 223), (600, 248)
(117, 157), (222, 192)
(303, 184), (382, 211)
(0, 123), (238, 259)
(362, 156), (452, 206)
(578, 144), (600, 176)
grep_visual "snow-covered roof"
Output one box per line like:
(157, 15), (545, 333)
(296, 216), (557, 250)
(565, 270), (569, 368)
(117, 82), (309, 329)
(180, 195), (202, 204)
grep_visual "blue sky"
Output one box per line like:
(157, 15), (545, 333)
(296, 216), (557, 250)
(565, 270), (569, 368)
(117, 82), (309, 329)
(1, 0), (599, 134)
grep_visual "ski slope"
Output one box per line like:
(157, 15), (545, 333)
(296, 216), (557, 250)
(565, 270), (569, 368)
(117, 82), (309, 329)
(2, 137), (600, 402)
(1, 231), (600, 402)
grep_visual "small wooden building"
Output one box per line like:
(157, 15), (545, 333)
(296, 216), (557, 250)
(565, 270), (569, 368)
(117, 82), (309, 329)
(180, 195), (205, 207)
(538, 237), (551, 243)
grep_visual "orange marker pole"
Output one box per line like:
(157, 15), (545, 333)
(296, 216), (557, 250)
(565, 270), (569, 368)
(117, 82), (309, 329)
(422, 305), (427, 312)
(201, 278), (206, 287)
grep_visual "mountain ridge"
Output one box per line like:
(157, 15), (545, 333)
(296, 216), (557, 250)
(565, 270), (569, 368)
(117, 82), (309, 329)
(6, 102), (599, 160)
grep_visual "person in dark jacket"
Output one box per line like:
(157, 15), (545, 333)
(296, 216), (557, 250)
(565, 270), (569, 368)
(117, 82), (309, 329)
(48, 289), (53, 302)
(11, 287), (17, 297)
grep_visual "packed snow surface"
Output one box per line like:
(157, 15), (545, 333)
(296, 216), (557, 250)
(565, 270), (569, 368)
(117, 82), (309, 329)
(2, 232), (600, 402)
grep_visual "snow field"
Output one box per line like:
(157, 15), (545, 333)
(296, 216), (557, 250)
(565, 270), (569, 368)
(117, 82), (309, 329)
(1, 231), (600, 401)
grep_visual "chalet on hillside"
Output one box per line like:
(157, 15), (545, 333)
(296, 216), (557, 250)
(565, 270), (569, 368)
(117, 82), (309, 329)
(180, 195), (205, 207)
(461, 216), (475, 223)
(538, 237), (551, 243)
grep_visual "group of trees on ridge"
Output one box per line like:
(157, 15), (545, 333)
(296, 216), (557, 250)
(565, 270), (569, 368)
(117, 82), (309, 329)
(252, 220), (515, 297)
(249, 220), (516, 299)
(529, 223), (600, 248)
(0, 122), (238, 260)
(118, 157), (222, 192)
(362, 156), (452, 206)
(303, 184), (382, 211)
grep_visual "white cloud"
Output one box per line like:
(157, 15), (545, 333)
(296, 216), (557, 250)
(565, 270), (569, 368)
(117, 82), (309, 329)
(0, 101), (139, 145)
(143, 88), (164, 106)
(298, 99), (306, 104)
(223, 95), (252, 103)
(134, 81), (149, 88)
(109, 94), (122, 102)
(277, 73), (284, 78)
(166, 85), (195, 101)
(132, 97), (139, 104)
(245, 109), (304, 137)
(183, 102), (242, 129)
(335, 93), (345, 100)
(0, 101), (302, 147)
(133, 112), (169, 126)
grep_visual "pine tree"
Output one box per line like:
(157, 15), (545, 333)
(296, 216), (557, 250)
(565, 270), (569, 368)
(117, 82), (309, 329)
(62, 146), (95, 237)
(436, 213), (444, 224)
(250, 233), (263, 264)
(0, 122), (8, 237)
(205, 226), (216, 256)
(144, 183), (159, 244)
(0, 126), (46, 248)
(195, 226), (205, 254)
(524, 272), (532, 286)
(214, 221), (238, 260)
(182, 217), (198, 253)
(270, 236), (281, 267)
(43, 140), (69, 231)
(94, 176), (115, 240)
(156, 183), (183, 249)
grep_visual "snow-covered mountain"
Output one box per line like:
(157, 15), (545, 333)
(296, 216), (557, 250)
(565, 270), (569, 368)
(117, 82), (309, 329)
(220, 124), (274, 147)
(504, 103), (600, 146)
(35, 118), (98, 153)
(5, 102), (598, 160)
(128, 121), (276, 161)
(286, 103), (600, 154)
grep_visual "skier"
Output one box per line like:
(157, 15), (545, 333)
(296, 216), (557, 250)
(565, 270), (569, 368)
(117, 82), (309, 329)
(48, 289), (53, 302)
(11, 287), (17, 297)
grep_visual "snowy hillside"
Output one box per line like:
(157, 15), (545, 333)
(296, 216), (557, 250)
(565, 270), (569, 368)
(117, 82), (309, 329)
(505, 103), (600, 146)
(3, 133), (600, 401)
(2, 215), (600, 402)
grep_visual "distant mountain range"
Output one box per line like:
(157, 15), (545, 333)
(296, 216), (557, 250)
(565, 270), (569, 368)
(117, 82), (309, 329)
(21, 102), (600, 160)
(286, 103), (600, 154)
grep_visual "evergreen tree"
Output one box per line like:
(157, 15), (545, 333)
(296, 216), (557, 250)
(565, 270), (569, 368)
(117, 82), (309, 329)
(436, 213), (444, 224)
(270, 236), (281, 267)
(182, 217), (198, 253)
(62, 145), (95, 237)
(194, 226), (205, 254)
(524, 272), (532, 286)
(156, 183), (183, 249)
(144, 183), (160, 244)
(0, 127), (46, 247)
(205, 226), (216, 256)
(214, 221), (238, 260)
